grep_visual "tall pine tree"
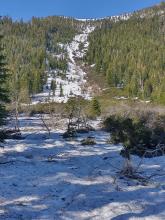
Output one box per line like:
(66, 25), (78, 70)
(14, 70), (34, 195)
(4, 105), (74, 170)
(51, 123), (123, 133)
(0, 35), (9, 128)
(91, 97), (101, 117)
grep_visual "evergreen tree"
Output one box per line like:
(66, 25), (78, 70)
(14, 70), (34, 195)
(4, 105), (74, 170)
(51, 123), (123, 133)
(91, 97), (101, 117)
(0, 36), (9, 128)
(60, 83), (64, 97)
(50, 80), (56, 96)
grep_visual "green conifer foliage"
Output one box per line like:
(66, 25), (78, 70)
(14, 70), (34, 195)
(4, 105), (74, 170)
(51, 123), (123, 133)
(0, 36), (9, 127)
(51, 80), (56, 96)
(91, 98), (101, 117)
(86, 4), (165, 103)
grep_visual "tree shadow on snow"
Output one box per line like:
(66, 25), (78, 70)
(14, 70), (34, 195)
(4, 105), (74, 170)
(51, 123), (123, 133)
(0, 130), (164, 219)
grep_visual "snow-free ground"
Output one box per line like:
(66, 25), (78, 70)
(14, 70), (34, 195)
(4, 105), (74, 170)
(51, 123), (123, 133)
(0, 116), (165, 220)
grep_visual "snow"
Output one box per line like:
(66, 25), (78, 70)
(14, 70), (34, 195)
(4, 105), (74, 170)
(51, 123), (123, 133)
(0, 115), (165, 219)
(76, 13), (132, 23)
(90, 64), (96, 68)
(32, 25), (95, 104)
(75, 13), (131, 22)
(114, 96), (129, 100)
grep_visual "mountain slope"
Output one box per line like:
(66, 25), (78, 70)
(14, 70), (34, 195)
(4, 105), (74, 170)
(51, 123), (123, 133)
(0, 16), (80, 103)
(86, 2), (165, 103)
(0, 2), (165, 105)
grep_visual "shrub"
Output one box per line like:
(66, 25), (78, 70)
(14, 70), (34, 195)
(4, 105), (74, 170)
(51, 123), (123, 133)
(63, 129), (77, 139)
(81, 137), (96, 145)
(104, 114), (165, 158)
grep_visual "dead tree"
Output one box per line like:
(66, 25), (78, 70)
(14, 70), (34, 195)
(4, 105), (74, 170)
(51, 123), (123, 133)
(40, 114), (51, 137)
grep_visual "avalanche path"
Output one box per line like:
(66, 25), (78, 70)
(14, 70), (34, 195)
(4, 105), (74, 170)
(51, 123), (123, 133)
(32, 25), (95, 104)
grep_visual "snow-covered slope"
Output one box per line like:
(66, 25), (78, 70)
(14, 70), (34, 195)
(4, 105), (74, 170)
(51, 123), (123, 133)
(32, 25), (95, 104)
(0, 115), (165, 219)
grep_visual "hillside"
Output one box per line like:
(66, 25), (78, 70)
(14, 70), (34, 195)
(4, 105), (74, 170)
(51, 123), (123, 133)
(86, 2), (165, 104)
(0, 2), (165, 106)
(0, 16), (81, 103)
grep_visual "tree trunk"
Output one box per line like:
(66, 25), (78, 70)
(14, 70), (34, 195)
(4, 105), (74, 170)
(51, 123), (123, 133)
(15, 100), (19, 131)
(122, 148), (134, 175)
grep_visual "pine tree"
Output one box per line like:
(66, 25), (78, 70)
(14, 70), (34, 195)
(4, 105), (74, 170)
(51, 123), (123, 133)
(50, 80), (56, 96)
(60, 83), (63, 97)
(91, 97), (101, 117)
(0, 36), (9, 128)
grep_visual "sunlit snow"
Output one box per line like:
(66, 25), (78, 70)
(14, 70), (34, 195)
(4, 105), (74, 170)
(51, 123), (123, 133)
(32, 25), (95, 104)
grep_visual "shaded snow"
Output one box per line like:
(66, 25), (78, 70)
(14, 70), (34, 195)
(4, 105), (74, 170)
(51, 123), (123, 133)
(0, 116), (165, 219)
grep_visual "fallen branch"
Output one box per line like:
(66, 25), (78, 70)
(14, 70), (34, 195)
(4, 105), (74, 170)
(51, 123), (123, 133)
(146, 172), (165, 180)
(134, 144), (165, 172)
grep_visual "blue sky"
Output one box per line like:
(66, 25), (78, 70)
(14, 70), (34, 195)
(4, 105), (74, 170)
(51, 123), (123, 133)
(0, 0), (164, 21)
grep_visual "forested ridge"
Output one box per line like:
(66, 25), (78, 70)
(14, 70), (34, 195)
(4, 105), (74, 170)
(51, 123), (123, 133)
(0, 16), (80, 103)
(86, 2), (165, 103)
